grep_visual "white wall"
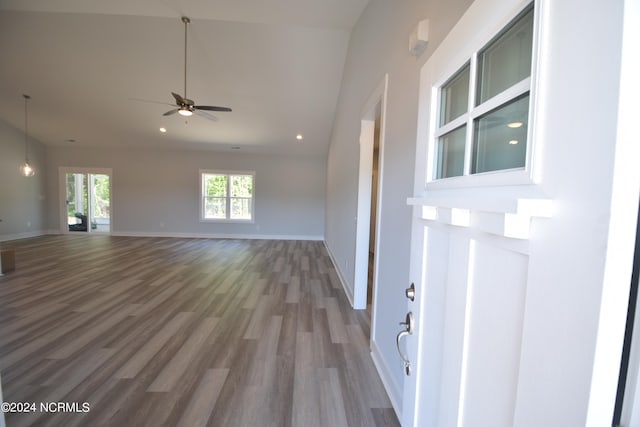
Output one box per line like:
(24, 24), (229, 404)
(325, 0), (474, 408)
(46, 147), (325, 239)
(0, 118), (47, 241)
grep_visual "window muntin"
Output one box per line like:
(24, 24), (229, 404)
(201, 171), (254, 222)
(432, 4), (534, 181)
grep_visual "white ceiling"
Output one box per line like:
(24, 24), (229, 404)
(0, 0), (370, 157)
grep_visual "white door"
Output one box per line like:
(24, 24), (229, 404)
(400, 0), (639, 425)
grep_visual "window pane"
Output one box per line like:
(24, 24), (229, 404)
(204, 197), (226, 219)
(435, 126), (466, 179)
(439, 64), (470, 126)
(472, 94), (529, 174)
(204, 174), (227, 197)
(476, 7), (534, 104)
(230, 175), (253, 197)
(92, 174), (110, 220)
(230, 198), (252, 220)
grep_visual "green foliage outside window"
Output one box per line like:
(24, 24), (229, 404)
(202, 172), (253, 220)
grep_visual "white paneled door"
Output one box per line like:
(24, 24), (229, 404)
(399, 0), (639, 425)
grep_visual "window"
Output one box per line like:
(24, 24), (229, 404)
(433, 5), (534, 181)
(200, 170), (254, 222)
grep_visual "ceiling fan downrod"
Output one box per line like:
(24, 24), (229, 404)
(182, 16), (190, 100)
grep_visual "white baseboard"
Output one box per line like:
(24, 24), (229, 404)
(0, 230), (48, 242)
(371, 339), (403, 420)
(2, 230), (323, 242)
(110, 231), (323, 240)
(323, 240), (355, 307)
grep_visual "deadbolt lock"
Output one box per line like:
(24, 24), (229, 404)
(405, 283), (415, 301)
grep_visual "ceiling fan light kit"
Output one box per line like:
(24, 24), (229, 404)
(178, 107), (193, 117)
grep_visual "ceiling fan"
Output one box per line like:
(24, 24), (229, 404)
(162, 16), (232, 120)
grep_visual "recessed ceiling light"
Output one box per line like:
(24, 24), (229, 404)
(159, 127), (167, 133)
(296, 134), (303, 141)
(508, 139), (519, 145)
(507, 121), (523, 128)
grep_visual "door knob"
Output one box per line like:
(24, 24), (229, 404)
(396, 312), (413, 375)
(405, 283), (415, 301)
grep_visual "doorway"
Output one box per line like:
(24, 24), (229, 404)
(368, 119), (382, 312)
(59, 168), (112, 234)
(354, 74), (388, 327)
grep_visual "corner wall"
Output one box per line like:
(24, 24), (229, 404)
(0, 118), (47, 241)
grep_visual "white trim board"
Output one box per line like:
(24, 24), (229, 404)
(110, 231), (324, 241)
(371, 339), (402, 419)
(2, 231), (323, 242)
(0, 230), (49, 242)
(323, 240), (355, 308)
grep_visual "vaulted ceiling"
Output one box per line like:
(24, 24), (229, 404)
(0, 0), (370, 157)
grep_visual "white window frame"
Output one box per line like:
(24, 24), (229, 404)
(199, 169), (255, 223)
(422, 0), (545, 190)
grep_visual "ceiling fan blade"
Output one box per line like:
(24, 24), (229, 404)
(171, 92), (185, 105)
(128, 98), (174, 106)
(195, 105), (232, 112)
(163, 109), (178, 116)
(194, 110), (219, 122)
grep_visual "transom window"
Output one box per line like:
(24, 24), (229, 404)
(433, 5), (534, 180)
(200, 170), (255, 222)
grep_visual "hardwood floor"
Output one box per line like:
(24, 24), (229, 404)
(0, 236), (399, 427)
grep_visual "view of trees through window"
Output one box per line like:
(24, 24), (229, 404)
(65, 173), (111, 231)
(202, 172), (253, 220)
(65, 173), (110, 220)
(92, 175), (110, 219)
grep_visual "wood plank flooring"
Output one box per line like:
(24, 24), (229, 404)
(0, 236), (399, 427)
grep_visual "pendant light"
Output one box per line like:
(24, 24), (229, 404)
(19, 94), (35, 177)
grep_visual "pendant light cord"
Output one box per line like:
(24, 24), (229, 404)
(23, 94), (30, 163)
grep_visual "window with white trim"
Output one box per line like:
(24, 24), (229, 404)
(433, 4), (534, 180)
(200, 170), (254, 222)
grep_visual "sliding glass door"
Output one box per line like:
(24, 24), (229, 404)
(60, 168), (112, 233)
